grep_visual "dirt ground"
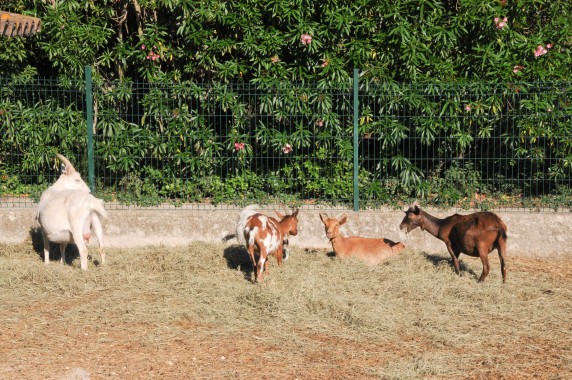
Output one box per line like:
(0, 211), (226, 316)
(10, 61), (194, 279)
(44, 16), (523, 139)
(1, 243), (571, 380)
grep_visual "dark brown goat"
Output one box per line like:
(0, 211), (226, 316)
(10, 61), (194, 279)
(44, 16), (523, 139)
(399, 201), (508, 283)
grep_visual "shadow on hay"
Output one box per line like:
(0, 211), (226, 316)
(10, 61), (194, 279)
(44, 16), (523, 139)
(422, 252), (477, 278)
(29, 226), (103, 267)
(223, 244), (255, 281)
(222, 243), (311, 282)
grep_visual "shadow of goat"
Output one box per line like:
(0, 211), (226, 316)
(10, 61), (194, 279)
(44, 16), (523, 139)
(29, 226), (103, 267)
(223, 244), (255, 282)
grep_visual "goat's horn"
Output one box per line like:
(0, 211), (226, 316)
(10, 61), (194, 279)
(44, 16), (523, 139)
(275, 204), (289, 215)
(56, 154), (76, 173)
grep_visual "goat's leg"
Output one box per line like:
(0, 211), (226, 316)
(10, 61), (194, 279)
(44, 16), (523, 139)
(42, 234), (51, 265)
(276, 245), (283, 266)
(477, 246), (490, 283)
(497, 238), (508, 283)
(59, 243), (67, 265)
(264, 254), (270, 275)
(99, 247), (105, 266)
(256, 249), (268, 282)
(78, 244), (89, 271)
(445, 243), (461, 276)
(73, 227), (89, 271)
(246, 245), (257, 283)
(91, 215), (105, 265)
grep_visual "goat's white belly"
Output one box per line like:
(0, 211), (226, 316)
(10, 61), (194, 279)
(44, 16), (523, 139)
(46, 229), (74, 243)
(39, 211), (73, 243)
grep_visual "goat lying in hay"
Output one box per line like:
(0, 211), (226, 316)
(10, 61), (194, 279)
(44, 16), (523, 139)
(319, 213), (405, 265)
(236, 205), (299, 282)
(37, 154), (107, 270)
(399, 201), (508, 283)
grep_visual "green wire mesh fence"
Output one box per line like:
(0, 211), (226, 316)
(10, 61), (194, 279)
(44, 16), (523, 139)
(0, 76), (88, 205)
(90, 78), (354, 209)
(358, 81), (572, 210)
(1, 70), (571, 211)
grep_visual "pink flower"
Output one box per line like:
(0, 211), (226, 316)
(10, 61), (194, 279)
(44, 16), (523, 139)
(315, 119), (324, 127)
(465, 105), (471, 112)
(141, 44), (146, 50)
(321, 58), (329, 67)
(494, 17), (508, 29)
(513, 65), (524, 74)
(534, 45), (548, 58)
(271, 55), (280, 64)
(234, 142), (245, 151)
(300, 34), (312, 45)
(282, 144), (292, 154)
(146, 51), (160, 61)
(546, 43), (553, 49)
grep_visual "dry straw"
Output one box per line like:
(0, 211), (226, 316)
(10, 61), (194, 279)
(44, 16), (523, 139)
(0, 242), (571, 379)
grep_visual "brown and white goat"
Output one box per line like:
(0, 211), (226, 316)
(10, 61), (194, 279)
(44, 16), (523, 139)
(37, 154), (106, 270)
(236, 205), (299, 282)
(319, 213), (405, 265)
(399, 201), (508, 282)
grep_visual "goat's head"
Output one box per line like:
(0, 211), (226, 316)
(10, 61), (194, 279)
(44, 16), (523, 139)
(276, 208), (299, 237)
(399, 201), (422, 233)
(51, 154), (90, 193)
(319, 213), (347, 241)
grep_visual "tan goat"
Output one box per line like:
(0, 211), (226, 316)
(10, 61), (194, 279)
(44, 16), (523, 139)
(319, 213), (405, 265)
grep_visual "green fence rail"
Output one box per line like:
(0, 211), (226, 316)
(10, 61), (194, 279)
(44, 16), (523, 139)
(1, 68), (571, 211)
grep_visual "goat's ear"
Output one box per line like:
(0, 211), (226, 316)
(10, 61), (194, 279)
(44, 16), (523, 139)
(339, 215), (348, 225)
(408, 200), (420, 214)
(64, 164), (75, 176)
(292, 208), (299, 218)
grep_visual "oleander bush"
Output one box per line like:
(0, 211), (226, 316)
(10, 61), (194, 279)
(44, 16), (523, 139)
(1, 0), (571, 208)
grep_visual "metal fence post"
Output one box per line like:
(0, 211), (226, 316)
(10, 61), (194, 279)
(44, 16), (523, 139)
(353, 69), (359, 211)
(85, 66), (95, 193)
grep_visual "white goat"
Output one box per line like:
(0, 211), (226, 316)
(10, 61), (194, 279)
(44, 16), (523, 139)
(37, 154), (107, 270)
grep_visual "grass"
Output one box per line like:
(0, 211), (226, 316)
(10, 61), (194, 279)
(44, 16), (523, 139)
(0, 241), (571, 379)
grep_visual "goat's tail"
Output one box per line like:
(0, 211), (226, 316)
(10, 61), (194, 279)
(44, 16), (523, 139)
(236, 204), (259, 244)
(90, 197), (108, 220)
(498, 219), (508, 241)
